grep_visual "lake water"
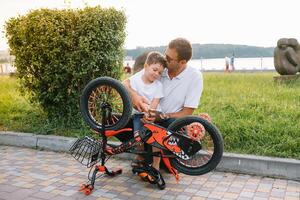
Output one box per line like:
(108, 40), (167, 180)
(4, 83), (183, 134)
(125, 57), (275, 71)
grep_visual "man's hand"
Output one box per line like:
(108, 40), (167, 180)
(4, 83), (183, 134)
(148, 109), (170, 121)
(199, 113), (212, 122)
(159, 113), (170, 120)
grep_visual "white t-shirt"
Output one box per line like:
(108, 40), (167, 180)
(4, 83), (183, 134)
(159, 66), (203, 113)
(129, 69), (164, 106)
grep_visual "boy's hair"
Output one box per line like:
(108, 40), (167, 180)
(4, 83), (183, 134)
(145, 51), (167, 68)
(168, 38), (192, 62)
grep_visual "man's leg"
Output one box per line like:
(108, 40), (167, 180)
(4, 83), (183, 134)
(156, 118), (176, 128)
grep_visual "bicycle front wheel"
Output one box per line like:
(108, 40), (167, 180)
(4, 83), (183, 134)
(80, 77), (132, 131)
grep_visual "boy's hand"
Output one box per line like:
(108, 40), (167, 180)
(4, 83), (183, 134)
(141, 114), (155, 123)
(132, 93), (150, 112)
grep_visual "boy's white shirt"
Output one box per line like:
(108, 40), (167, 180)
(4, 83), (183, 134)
(129, 69), (164, 111)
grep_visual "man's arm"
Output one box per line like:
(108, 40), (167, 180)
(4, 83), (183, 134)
(149, 98), (160, 110)
(123, 79), (150, 112)
(165, 107), (195, 119)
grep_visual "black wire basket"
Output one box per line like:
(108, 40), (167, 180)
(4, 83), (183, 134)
(69, 136), (102, 168)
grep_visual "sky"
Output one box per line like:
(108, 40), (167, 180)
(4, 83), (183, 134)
(1, 0), (300, 50)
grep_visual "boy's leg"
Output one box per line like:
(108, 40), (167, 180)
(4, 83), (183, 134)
(132, 114), (145, 165)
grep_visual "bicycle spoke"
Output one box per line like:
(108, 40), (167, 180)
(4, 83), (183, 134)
(87, 85), (125, 128)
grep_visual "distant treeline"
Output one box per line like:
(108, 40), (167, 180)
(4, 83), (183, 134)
(126, 44), (274, 59)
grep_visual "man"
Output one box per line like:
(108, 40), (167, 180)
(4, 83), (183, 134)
(124, 38), (203, 127)
(123, 38), (203, 167)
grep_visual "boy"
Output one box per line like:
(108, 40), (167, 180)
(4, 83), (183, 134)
(128, 51), (167, 170)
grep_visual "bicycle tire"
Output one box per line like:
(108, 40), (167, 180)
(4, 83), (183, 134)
(80, 77), (132, 131)
(168, 116), (223, 176)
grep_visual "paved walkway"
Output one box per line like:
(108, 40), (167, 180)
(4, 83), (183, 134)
(0, 146), (299, 200)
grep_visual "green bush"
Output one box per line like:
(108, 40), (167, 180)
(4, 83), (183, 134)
(5, 7), (126, 126)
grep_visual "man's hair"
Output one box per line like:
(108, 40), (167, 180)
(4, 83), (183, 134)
(145, 51), (167, 68)
(168, 38), (192, 62)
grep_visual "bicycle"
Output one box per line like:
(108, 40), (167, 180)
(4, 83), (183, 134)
(70, 76), (224, 195)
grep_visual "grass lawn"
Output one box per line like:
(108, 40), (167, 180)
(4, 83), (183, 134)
(0, 75), (90, 137)
(0, 73), (300, 159)
(196, 72), (300, 159)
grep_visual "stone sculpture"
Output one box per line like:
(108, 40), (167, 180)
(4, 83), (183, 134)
(274, 38), (300, 75)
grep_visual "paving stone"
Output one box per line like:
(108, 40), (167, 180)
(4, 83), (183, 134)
(161, 194), (176, 200)
(40, 186), (56, 192)
(227, 187), (243, 193)
(195, 190), (210, 197)
(184, 188), (199, 194)
(240, 191), (255, 198)
(23, 197), (43, 200)
(31, 191), (57, 200)
(253, 197), (268, 200)
(254, 191), (270, 198)
(223, 192), (239, 199)
(191, 197), (206, 200)
(209, 191), (225, 199)
(175, 194), (192, 200)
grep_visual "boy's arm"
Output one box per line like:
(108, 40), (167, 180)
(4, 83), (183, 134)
(123, 79), (150, 112)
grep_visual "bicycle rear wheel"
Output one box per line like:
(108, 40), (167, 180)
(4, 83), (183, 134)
(168, 116), (223, 176)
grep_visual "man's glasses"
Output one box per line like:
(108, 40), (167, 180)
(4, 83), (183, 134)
(165, 55), (178, 63)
